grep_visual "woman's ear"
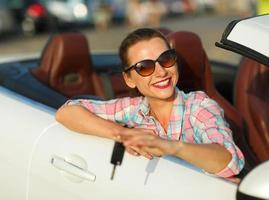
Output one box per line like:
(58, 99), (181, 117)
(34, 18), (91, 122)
(122, 72), (136, 88)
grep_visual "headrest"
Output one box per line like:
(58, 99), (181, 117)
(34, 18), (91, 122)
(31, 32), (97, 97)
(167, 31), (209, 92)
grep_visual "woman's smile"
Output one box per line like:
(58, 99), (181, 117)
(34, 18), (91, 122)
(152, 77), (172, 89)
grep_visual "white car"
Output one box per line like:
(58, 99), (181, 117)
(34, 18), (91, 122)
(0, 14), (269, 200)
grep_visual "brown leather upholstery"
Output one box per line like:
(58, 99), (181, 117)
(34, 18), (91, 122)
(235, 57), (269, 162)
(31, 32), (104, 98)
(110, 74), (132, 98)
(167, 31), (258, 170)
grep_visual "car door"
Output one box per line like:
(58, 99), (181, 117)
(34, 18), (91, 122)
(0, 87), (56, 200)
(27, 122), (237, 200)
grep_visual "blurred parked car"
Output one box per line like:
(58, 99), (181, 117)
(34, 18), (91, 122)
(21, 0), (91, 36)
(22, 2), (54, 36)
(0, 3), (16, 35)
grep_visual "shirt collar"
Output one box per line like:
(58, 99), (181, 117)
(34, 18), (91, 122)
(138, 96), (150, 116)
(137, 87), (182, 116)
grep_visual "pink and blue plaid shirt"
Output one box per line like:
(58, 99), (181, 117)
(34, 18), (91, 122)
(66, 87), (244, 177)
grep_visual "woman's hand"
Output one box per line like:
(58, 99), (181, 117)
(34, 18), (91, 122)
(119, 127), (179, 158)
(118, 127), (158, 159)
(125, 146), (153, 159)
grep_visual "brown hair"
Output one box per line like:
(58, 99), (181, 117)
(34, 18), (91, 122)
(119, 28), (171, 72)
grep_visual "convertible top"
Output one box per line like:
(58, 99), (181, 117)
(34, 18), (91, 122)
(216, 14), (269, 67)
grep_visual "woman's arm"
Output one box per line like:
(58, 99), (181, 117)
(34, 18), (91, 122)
(55, 105), (125, 140)
(171, 141), (232, 174)
(121, 132), (231, 174)
(56, 104), (154, 159)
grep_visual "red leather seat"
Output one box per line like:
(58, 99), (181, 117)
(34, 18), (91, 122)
(31, 32), (105, 98)
(235, 57), (269, 162)
(167, 31), (258, 171)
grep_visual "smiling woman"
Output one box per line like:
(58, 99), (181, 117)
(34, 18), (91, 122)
(2, 12), (269, 200)
(55, 28), (245, 178)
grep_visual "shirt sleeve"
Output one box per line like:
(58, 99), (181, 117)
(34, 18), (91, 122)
(189, 91), (245, 178)
(63, 97), (141, 125)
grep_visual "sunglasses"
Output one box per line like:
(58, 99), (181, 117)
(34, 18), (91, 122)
(124, 49), (177, 77)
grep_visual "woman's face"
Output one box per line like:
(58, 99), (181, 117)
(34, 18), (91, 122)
(123, 37), (179, 102)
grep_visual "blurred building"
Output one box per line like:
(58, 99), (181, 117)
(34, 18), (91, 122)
(214, 0), (254, 16)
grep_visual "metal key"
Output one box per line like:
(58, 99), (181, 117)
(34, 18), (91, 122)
(110, 142), (125, 180)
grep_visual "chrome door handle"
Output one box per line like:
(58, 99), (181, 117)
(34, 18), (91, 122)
(51, 155), (96, 182)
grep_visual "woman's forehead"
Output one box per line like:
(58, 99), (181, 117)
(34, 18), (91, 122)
(128, 38), (168, 62)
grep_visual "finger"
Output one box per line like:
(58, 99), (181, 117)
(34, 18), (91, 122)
(144, 153), (153, 160)
(138, 150), (153, 160)
(141, 146), (163, 157)
(130, 146), (153, 160)
(126, 147), (140, 156)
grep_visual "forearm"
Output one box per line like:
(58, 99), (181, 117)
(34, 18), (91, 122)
(171, 142), (232, 174)
(55, 105), (124, 139)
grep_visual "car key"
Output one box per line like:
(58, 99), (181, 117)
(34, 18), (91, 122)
(110, 141), (125, 180)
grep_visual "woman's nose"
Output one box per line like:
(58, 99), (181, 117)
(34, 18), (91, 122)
(154, 62), (168, 76)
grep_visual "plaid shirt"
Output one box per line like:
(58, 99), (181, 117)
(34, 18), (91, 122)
(66, 88), (244, 178)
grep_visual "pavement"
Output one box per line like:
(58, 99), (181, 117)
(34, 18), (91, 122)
(0, 14), (243, 64)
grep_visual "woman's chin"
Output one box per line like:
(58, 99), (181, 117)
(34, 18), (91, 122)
(149, 88), (175, 101)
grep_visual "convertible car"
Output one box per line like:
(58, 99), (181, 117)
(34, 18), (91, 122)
(0, 14), (268, 200)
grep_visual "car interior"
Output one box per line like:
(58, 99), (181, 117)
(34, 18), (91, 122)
(234, 57), (269, 163)
(0, 29), (268, 177)
(31, 32), (105, 98)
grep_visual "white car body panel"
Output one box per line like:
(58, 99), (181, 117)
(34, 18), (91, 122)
(0, 86), (237, 199)
(238, 160), (269, 199)
(227, 15), (269, 58)
(28, 124), (237, 200)
(0, 86), (55, 200)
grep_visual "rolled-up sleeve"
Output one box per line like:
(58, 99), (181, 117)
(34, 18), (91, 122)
(190, 92), (245, 178)
(63, 97), (142, 124)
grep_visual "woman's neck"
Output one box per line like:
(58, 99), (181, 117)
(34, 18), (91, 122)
(148, 95), (175, 131)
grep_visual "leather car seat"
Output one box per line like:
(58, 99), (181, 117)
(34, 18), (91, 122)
(31, 32), (105, 98)
(235, 57), (269, 162)
(167, 31), (258, 171)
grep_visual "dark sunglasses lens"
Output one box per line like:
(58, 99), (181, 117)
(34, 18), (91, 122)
(135, 60), (155, 76)
(158, 49), (177, 68)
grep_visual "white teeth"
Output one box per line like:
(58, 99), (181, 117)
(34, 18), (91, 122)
(154, 79), (170, 87)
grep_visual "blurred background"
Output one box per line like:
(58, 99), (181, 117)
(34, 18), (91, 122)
(0, 0), (267, 63)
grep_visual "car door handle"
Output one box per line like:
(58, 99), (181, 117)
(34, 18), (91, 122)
(51, 155), (96, 182)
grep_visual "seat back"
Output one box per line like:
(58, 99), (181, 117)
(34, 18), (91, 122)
(31, 32), (104, 98)
(167, 31), (258, 170)
(235, 57), (269, 162)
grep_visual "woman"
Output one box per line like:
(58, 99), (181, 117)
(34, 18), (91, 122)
(55, 28), (244, 178)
